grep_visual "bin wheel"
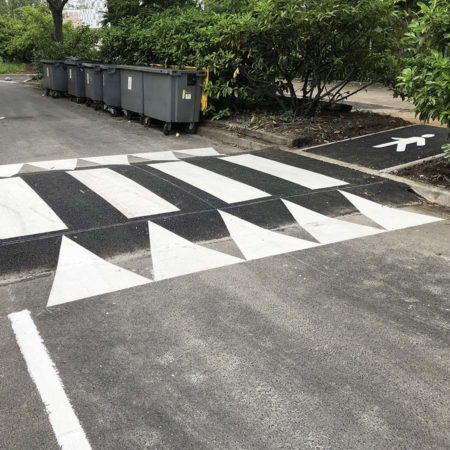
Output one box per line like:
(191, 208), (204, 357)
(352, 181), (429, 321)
(185, 122), (198, 134)
(76, 97), (84, 104)
(94, 102), (102, 111)
(111, 107), (120, 117)
(44, 89), (50, 97)
(139, 115), (146, 125)
(123, 109), (130, 118)
(144, 117), (152, 128)
(163, 123), (172, 136)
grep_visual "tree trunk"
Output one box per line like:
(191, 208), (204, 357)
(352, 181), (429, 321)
(51, 9), (64, 42)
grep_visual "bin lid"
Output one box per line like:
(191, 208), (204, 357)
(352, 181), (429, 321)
(99, 64), (119, 70)
(82, 62), (102, 69)
(117, 65), (206, 76)
(65, 58), (101, 66)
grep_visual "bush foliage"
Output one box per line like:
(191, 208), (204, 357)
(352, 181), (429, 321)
(101, 0), (404, 117)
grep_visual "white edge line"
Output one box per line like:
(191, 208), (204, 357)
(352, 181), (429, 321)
(8, 310), (92, 450)
(379, 153), (446, 173)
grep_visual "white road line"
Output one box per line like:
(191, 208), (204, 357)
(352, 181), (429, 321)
(68, 168), (179, 218)
(8, 310), (92, 450)
(0, 177), (67, 239)
(79, 155), (130, 166)
(149, 221), (243, 280)
(48, 236), (151, 306)
(149, 161), (270, 204)
(0, 163), (23, 178)
(222, 154), (348, 189)
(339, 191), (442, 230)
(29, 159), (78, 171)
(282, 199), (382, 244)
(219, 210), (318, 260)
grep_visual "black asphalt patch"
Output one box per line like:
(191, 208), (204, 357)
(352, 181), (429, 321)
(305, 125), (448, 170)
(0, 149), (422, 278)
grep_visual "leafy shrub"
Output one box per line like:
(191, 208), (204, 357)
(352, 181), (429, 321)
(101, 0), (403, 117)
(397, 0), (450, 156)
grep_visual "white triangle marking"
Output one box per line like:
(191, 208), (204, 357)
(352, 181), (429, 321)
(282, 199), (382, 244)
(28, 159), (78, 171)
(0, 163), (23, 178)
(80, 155), (130, 166)
(339, 191), (442, 231)
(130, 151), (179, 162)
(148, 221), (243, 281)
(47, 237), (151, 307)
(219, 210), (318, 260)
(174, 148), (221, 158)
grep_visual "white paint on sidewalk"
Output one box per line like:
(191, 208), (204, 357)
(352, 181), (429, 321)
(69, 168), (179, 218)
(222, 154), (348, 189)
(149, 161), (270, 204)
(29, 159), (78, 171)
(79, 154), (130, 166)
(8, 310), (92, 450)
(47, 236), (151, 307)
(219, 210), (318, 260)
(282, 199), (382, 244)
(0, 177), (67, 239)
(339, 191), (442, 230)
(149, 221), (243, 280)
(0, 163), (23, 178)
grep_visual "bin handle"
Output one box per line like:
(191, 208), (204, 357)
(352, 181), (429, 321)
(201, 68), (209, 113)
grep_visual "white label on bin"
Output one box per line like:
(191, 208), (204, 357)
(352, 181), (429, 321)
(46, 67), (49, 77)
(86, 72), (90, 84)
(69, 68), (72, 79)
(128, 76), (133, 90)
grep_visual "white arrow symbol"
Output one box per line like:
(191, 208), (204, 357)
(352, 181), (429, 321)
(373, 134), (435, 152)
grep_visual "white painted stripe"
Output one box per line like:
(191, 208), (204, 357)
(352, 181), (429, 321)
(149, 161), (270, 204)
(130, 151), (179, 162)
(29, 159), (78, 171)
(8, 310), (92, 450)
(48, 237), (151, 307)
(0, 177), (67, 239)
(219, 210), (318, 260)
(339, 191), (442, 231)
(0, 163), (23, 178)
(282, 199), (382, 244)
(174, 147), (221, 158)
(149, 221), (243, 280)
(222, 154), (348, 189)
(68, 168), (179, 218)
(79, 154), (130, 166)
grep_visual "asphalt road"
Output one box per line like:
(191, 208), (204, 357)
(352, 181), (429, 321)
(1, 79), (449, 450)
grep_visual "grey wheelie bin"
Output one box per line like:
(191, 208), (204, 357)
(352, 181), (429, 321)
(41, 60), (67, 97)
(83, 62), (103, 110)
(118, 65), (144, 120)
(101, 64), (121, 116)
(65, 58), (87, 103)
(142, 67), (206, 134)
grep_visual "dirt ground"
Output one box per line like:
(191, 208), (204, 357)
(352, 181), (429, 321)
(398, 157), (450, 189)
(225, 110), (410, 147)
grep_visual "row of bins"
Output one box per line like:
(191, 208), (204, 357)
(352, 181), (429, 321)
(41, 59), (206, 134)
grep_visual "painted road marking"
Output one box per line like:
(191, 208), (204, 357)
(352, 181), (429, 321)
(149, 161), (270, 204)
(148, 221), (243, 281)
(0, 163), (23, 178)
(47, 236), (151, 307)
(9, 310), (92, 450)
(174, 148), (222, 158)
(339, 191), (443, 230)
(130, 151), (179, 162)
(0, 177), (67, 240)
(222, 154), (348, 189)
(373, 134), (435, 153)
(219, 210), (318, 260)
(69, 168), (179, 218)
(29, 159), (78, 171)
(78, 154), (130, 166)
(282, 199), (382, 244)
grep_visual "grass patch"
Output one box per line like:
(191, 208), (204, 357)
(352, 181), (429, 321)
(0, 62), (30, 74)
